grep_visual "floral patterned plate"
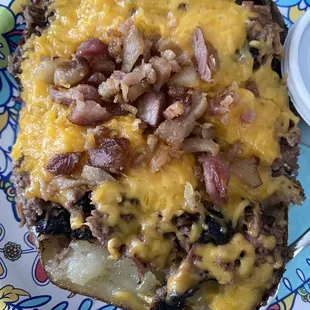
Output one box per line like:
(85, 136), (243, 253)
(0, 0), (310, 309)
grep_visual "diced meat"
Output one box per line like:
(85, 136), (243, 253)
(87, 72), (107, 87)
(81, 165), (116, 185)
(68, 100), (111, 126)
(88, 138), (130, 174)
(46, 152), (84, 175)
(168, 85), (186, 98)
(191, 27), (220, 83)
(150, 145), (172, 173)
(128, 84), (148, 102)
(198, 154), (230, 206)
(122, 21), (144, 72)
(108, 37), (123, 63)
(163, 101), (184, 120)
(245, 80), (259, 97)
(87, 209), (112, 245)
(182, 138), (220, 156)
(230, 156), (262, 188)
(136, 92), (167, 127)
(50, 84), (102, 106)
(98, 71), (125, 99)
(77, 38), (109, 57)
(168, 66), (199, 88)
(88, 55), (116, 75)
(240, 109), (256, 123)
(155, 114), (196, 148)
(149, 56), (172, 89)
(176, 51), (193, 66)
(54, 56), (90, 87)
(208, 82), (239, 115)
(122, 71), (145, 86)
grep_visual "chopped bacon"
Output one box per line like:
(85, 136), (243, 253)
(191, 27), (220, 83)
(198, 154), (230, 206)
(68, 100), (111, 126)
(108, 37), (123, 63)
(149, 56), (172, 90)
(77, 38), (109, 57)
(240, 109), (256, 123)
(122, 21), (144, 73)
(98, 71), (125, 99)
(46, 152), (84, 175)
(230, 156), (262, 188)
(87, 72), (107, 87)
(50, 84), (102, 106)
(54, 56), (90, 87)
(150, 145), (172, 173)
(88, 138), (130, 174)
(163, 101), (184, 120)
(136, 92), (167, 127)
(128, 84), (148, 102)
(182, 138), (220, 156)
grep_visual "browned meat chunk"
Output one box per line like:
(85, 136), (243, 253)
(46, 152), (84, 175)
(88, 138), (130, 174)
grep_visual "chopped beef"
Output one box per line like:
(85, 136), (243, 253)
(87, 209), (112, 245)
(191, 27), (220, 83)
(88, 138), (130, 174)
(46, 152), (84, 175)
(11, 171), (30, 195)
(230, 156), (262, 188)
(122, 20), (144, 72)
(54, 56), (90, 87)
(50, 84), (102, 106)
(198, 154), (230, 206)
(136, 92), (167, 127)
(68, 100), (111, 126)
(22, 197), (47, 226)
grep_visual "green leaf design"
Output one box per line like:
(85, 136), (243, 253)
(0, 6), (15, 69)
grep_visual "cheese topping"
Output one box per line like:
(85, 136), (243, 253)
(12, 0), (299, 309)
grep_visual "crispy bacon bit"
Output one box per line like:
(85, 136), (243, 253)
(182, 138), (220, 156)
(208, 82), (239, 115)
(155, 114), (196, 148)
(122, 21), (144, 73)
(128, 84), (148, 102)
(163, 101), (184, 120)
(150, 145), (172, 173)
(149, 56), (172, 90)
(89, 55), (116, 75)
(54, 57), (90, 87)
(77, 38), (109, 57)
(136, 92), (167, 127)
(46, 152), (84, 175)
(245, 80), (259, 97)
(191, 27), (220, 83)
(168, 66), (199, 88)
(98, 71), (125, 99)
(199, 154), (230, 206)
(240, 109), (256, 123)
(68, 100), (111, 126)
(108, 37), (123, 63)
(88, 138), (130, 174)
(87, 72), (107, 87)
(168, 85), (186, 98)
(230, 156), (262, 188)
(50, 84), (102, 106)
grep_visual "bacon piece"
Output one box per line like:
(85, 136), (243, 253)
(198, 154), (230, 206)
(163, 101), (184, 120)
(150, 56), (172, 90)
(68, 100), (111, 126)
(240, 109), (256, 123)
(87, 72), (107, 87)
(46, 152), (84, 175)
(77, 38), (109, 57)
(136, 92), (167, 127)
(88, 138), (130, 174)
(191, 27), (220, 83)
(50, 84), (102, 106)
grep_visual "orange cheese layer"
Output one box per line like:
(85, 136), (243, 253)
(11, 0), (298, 309)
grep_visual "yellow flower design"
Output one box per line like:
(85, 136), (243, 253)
(0, 285), (30, 310)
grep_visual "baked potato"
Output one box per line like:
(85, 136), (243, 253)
(9, 0), (305, 309)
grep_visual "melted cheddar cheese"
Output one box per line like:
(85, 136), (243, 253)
(12, 0), (299, 309)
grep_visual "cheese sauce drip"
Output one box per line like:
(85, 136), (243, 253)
(12, 0), (299, 309)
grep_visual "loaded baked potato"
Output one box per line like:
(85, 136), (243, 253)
(9, 0), (304, 309)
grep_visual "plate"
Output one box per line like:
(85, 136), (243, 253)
(0, 1), (309, 309)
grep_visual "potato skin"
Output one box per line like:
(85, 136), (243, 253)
(11, 0), (289, 309)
